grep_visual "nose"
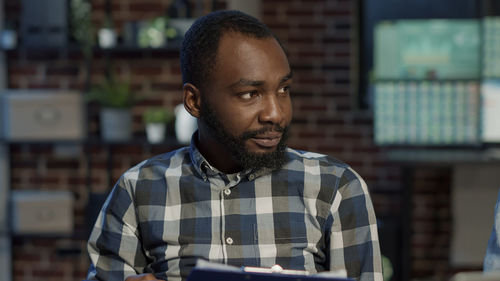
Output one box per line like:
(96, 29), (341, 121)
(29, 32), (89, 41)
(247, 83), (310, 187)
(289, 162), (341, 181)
(259, 94), (285, 126)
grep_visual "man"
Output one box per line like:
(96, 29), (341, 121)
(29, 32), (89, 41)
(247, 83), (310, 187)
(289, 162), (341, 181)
(485, 190), (500, 271)
(87, 10), (382, 281)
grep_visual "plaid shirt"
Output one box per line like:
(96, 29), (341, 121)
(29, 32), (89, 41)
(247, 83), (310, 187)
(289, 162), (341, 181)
(87, 141), (382, 281)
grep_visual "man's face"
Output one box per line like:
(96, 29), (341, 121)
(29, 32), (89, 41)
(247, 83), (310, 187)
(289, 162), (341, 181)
(199, 32), (293, 170)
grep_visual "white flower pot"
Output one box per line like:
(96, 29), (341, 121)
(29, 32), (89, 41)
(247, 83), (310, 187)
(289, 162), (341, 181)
(100, 108), (132, 142)
(146, 123), (166, 144)
(98, 28), (117, 49)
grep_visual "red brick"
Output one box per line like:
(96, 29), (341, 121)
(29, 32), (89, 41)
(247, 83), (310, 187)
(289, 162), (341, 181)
(263, 10), (279, 17)
(352, 147), (380, 154)
(11, 160), (38, 169)
(288, 36), (316, 44)
(27, 82), (62, 89)
(266, 23), (290, 30)
(131, 65), (163, 76)
(297, 23), (327, 29)
(128, 2), (165, 12)
(323, 10), (351, 16)
(336, 104), (352, 111)
(316, 144), (344, 154)
(316, 118), (345, 125)
(295, 77), (327, 84)
(297, 131), (327, 139)
(334, 51), (350, 57)
(334, 132), (363, 140)
(136, 98), (165, 106)
(353, 117), (373, 126)
(323, 37), (350, 44)
(10, 65), (37, 76)
(110, 144), (144, 155)
(32, 269), (65, 278)
(74, 269), (90, 280)
(151, 83), (181, 91)
(297, 51), (326, 58)
(286, 9), (315, 16)
(12, 253), (42, 262)
(92, 2), (121, 12)
(168, 64), (182, 75)
(46, 66), (80, 76)
(298, 103), (328, 112)
(46, 159), (81, 169)
(29, 176), (61, 184)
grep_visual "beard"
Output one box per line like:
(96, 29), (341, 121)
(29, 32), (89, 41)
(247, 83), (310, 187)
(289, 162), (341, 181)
(200, 98), (289, 171)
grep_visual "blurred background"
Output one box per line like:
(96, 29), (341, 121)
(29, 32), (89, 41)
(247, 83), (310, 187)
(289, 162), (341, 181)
(0, 0), (500, 280)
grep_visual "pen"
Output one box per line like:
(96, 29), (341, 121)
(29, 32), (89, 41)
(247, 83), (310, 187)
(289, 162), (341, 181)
(242, 265), (310, 275)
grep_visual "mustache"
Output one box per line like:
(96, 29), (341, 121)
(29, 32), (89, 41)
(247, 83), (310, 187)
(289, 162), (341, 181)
(240, 125), (288, 140)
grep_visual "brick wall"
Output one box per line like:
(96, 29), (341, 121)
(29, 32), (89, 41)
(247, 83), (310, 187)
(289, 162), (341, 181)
(410, 167), (452, 280)
(4, 0), (471, 280)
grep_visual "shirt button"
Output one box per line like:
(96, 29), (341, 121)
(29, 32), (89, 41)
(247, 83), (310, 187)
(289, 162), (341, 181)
(226, 237), (233, 245)
(249, 174), (255, 180)
(224, 189), (231, 196)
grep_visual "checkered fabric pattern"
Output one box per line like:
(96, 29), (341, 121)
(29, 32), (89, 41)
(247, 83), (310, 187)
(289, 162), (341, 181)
(87, 141), (382, 281)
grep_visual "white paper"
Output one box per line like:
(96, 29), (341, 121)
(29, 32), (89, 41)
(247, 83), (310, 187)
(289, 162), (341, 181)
(482, 81), (500, 142)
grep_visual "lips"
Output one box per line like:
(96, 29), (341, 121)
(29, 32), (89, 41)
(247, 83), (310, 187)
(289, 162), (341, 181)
(250, 133), (282, 148)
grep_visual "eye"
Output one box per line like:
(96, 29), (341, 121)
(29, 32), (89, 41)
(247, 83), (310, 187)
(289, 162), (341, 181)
(278, 85), (290, 96)
(239, 91), (258, 100)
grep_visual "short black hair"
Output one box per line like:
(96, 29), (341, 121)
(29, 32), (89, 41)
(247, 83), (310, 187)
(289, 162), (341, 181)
(180, 10), (279, 87)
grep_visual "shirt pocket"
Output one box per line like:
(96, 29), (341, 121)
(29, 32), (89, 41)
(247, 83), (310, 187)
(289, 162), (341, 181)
(253, 220), (324, 270)
(253, 220), (309, 266)
(254, 220), (308, 244)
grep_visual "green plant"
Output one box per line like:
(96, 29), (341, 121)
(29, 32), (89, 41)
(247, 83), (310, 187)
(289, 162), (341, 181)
(143, 107), (174, 124)
(138, 17), (178, 48)
(70, 0), (95, 59)
(87, 78), (138, 108)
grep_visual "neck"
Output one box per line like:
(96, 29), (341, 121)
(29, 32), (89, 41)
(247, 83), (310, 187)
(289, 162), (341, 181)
(195, 125), (242, 174)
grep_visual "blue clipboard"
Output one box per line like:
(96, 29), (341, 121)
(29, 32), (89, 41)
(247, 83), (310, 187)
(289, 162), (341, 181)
(186, 262), (354, 281)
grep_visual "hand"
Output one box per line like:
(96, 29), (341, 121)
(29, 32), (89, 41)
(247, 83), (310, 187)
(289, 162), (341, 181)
(125, 273), (163, 281)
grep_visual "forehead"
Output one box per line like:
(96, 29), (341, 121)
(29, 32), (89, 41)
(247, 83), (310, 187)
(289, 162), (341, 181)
(211, 32), (290, 86)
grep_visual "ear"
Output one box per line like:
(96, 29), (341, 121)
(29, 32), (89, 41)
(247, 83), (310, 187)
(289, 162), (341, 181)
(183, 83), (202, 118)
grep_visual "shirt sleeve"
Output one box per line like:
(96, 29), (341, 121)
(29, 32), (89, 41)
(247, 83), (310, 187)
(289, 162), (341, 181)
(87, 176), (149, 281)
(328, 167), (383, 281)
(484, 190), (500, 271)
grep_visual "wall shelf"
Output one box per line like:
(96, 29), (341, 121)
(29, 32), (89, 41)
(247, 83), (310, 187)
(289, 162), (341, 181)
(1, 136), (182, 146)
(5, 43), (181, 60)
(384, 147), (500, 164)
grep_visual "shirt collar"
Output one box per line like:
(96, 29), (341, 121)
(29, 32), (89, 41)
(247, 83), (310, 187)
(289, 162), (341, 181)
(188, 131), (272, 184)
(188, 132), (209, 180)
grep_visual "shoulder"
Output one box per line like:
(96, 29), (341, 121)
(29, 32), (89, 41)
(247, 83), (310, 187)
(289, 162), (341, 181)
(285, 147), (349, 170)
(284, 147), (363, 185)
(121, 147), (191, 183)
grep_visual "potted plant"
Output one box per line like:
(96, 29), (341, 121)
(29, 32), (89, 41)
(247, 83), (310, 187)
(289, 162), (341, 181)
(70, 0), (95, 92)
(143, 107), (174, 144)
(98, 23), (117, 49)
(98, 12), (117, 49)
(87, 77), (138, 141)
